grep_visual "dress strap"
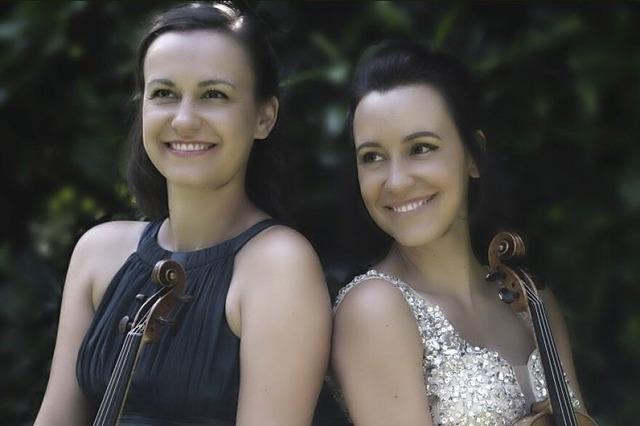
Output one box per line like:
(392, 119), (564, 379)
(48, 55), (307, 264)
(334, 269), (428, 314)
(229, 218), (278, 255)
(137, 220), (163, 251)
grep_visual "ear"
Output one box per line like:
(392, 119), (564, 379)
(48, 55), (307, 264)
(475, 129), (486, 151)
(468, 129), (485, 179)
(254, 96), (279, 140)
(468, 156), (480, 179)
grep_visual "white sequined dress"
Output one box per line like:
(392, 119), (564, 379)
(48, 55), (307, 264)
(333, 270), (580, 425)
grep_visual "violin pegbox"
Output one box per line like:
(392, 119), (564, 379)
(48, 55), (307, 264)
(486, 231), (530, 312)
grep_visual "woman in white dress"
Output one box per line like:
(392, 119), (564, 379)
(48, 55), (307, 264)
(332, 40), (587, 425)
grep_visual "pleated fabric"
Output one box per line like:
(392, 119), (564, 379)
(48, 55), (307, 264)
(76, 219), (276, 425)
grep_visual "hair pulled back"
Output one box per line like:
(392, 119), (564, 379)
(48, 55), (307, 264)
(348, 40), (501, 258)
(126, 1), (282, 219)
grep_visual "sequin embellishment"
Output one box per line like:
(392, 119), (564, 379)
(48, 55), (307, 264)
(334, 270), (580, 425)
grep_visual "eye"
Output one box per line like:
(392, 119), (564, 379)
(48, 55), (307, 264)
(202, 89), (228, 100)
(147, 88), (175, 99)
(410, 143), (437, 155)
(360, 151), (384, 164)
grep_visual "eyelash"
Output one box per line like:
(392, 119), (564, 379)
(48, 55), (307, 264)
(148, 88), (174, 99)
(359, 143), (438, 164)
(202, 89), (228, 100)
(146, 89), (229, 100)
(411, 143), (438, 155)
(360, 152), (383, 164)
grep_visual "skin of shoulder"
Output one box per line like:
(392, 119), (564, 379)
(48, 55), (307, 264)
(35, 220), (147, 425)
(537, 286), (587, 409)
(230, 225), (332, 426)
(78, 221), (148, 309)
(332, 278), (433, 426)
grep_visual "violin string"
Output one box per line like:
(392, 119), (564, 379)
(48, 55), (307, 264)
(525, 287), (575, 425)
(96, 326), (139, 425)
(525, 289), (572, 425)
(94, 316), (147, 425)
(526, 287), (575, 416)
(534, 293), (577, 425)
(95, 332), (131, 424)
(525, 286), (577, 425)
(94, 331), (134, 425)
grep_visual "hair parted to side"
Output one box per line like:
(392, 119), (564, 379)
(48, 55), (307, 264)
(126, 1), (282, 220)
(347, 40), (504, 260)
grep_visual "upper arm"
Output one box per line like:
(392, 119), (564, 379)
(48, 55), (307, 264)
(35, 221), (144, 426)
(332, 280), (432, 426)
(539, 287), (586, 409)
(35, 229), (97, 426)
(234, 227), (331, 426)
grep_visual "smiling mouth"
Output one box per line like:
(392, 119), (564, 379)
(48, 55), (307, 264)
(387, 194), (437, 213)
(165, 142), (217, 154)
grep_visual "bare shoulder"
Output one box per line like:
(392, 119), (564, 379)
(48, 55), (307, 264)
(332, 278), (429, 425)
(232, 225), (332, 425)
(333, 277), (421, 359)
(335, 277), (414, 327)
(78, 220), (147, 250)
(235, 224), (324, 290)
(35, 220), (148, 425)
(240, 224), (318, 263)
(74, 220), (149, 309)
(75, 220), (147, 270)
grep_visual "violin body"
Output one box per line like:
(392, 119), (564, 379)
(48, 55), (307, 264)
(486, 232), (597, 426)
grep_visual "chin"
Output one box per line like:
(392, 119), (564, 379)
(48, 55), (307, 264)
(383, 225), (438, 248)
(164, 171), (222, 189)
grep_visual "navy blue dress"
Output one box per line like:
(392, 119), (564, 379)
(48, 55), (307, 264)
(76, 219), (348, 425)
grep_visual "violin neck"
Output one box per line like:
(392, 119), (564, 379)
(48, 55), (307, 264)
(92, 329), (145, 426)
(527, 297), (577, 426)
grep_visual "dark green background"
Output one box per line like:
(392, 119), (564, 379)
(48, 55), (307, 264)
(1, 2), (638, 425)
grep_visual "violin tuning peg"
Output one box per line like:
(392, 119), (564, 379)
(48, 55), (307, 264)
(498, 288), (519, 304)
(118, 316), (131, 333)
(158, 316), (177, 326)
(135, 293), (147, 302)
(485, 270), (505, 282)
(178, 295), (194, 304)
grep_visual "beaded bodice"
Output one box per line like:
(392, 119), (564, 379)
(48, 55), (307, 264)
(334, 270), (580, 425)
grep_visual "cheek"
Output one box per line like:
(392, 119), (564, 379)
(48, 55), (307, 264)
(357, 169), (382, 208)
(210, 103), (258, 141)
(142, 107), (167, 140)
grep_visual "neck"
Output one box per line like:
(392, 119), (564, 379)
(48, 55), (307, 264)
(386, 220), (486, 308)
(160, 179), (265, 252)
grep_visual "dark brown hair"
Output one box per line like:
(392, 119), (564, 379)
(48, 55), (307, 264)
(347, 40), (504, 261)
(126, 2), (282, 219)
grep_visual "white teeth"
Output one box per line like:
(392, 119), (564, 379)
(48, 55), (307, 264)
(169, 143), (210, 152)
(391, 197), (433, 213)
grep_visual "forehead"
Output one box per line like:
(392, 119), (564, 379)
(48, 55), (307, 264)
(143, 30), (253, 87)
(353, 84), (454, 142)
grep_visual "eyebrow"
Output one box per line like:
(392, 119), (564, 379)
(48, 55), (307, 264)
(355, 130), (442, 154)
(404, 130), (441, 142)
(146, 78), (237, 89)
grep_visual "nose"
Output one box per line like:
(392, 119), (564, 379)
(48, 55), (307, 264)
(171, 97), (201, 135)
(384, 158), (414, 195)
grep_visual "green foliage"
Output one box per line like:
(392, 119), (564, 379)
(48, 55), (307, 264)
(1, 2), (637, 424)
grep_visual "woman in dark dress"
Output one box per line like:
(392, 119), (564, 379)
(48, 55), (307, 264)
(36, 3), (333, 425)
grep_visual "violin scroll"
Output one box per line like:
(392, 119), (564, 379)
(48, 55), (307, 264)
(152, 259), (186, 288)
(485, 232), (531, 312)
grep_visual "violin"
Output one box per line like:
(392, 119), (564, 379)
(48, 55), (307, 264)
(92, 259), (192, 426)
(486, 232), (597, 426)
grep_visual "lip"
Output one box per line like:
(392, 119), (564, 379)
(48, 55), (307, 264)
(385, 194), (438, 214)
(164, 141), (218, 157)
